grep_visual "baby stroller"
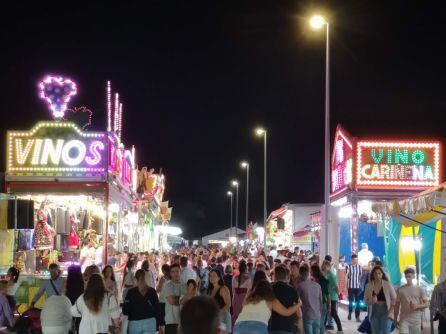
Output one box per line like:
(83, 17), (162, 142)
(14, 306), (42, 334)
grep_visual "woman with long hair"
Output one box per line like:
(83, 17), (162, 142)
(102, 265), (118, 300)
(122, 259), (137, 300)
(123, 269), (162, 334)
(234, 279), (301, 334)
(232, 260), (252, 324)
(311, 263), (330, 334)
(71, 273), (120, 334)
(65, 265), (84, 333)
(252, 270), (268, 290)
(364, 266), (396, 334)
(207, 269), (232, 334)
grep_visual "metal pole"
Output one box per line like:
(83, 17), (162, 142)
(263, 132), (267, 247)
(230, 193), (233, 237)
(324, 23), (331, 256)
(235, 184), (239, 240)
(245, 164), (249, 233)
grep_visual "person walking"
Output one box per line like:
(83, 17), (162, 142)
(162, 263), (186, 334)
(65, 264), (84, 334)
(393, 267), (428, 334)
(31, 263), (65, 307)
(207, 269), (232, 334)
(233, 279), (301, 334)
(41, 294), (72, 334)
(102, 265), (118, 301)
(270, 265), (301, 334)
(123, 269), (163, 334)
(232, 260), (252, 324)
(297, 264), (322, 334)
(311, 264), (330, 334)
(430, 277), (446, 333)
(71, 273), (121, 334)
(141, 260), (156, 289)
(364, 266), (396, 334)
(345, 254), (363, 321)
(321, 260), (343, 333)
(180, 256), (197, 285)
(180, 296), (221, 334)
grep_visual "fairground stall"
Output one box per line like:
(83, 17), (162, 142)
(371, 185), (446, 287)
(265, 204), (321, 249)
(2, 76), (138, 283)
(326, 124), (441, 286)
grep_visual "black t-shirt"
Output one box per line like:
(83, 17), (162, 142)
(123, 286), (163, 326)
(270, 281), (299, 332)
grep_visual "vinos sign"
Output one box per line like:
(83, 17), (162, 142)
(356, 141), (440, 188)
(7, 121), (107, 176)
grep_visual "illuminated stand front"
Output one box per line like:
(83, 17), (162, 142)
(325, 124), (442, 292)
(4, 77), (138, 294)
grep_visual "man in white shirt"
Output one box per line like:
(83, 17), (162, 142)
(94, 237), (104, 270)
(269, 246), (278, 259)
(358, 243), (374, 268)
(394, 267), (428, 334)
(180, 256), (197, 285)
(162, 263), (187, 334)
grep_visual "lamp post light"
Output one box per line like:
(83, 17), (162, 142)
(255, 127), (267, 247)
(310, 14), (331, 255)
(231, 180), (239, 242)
(240, 161), (250, 233)
(227, 191), (233, 237)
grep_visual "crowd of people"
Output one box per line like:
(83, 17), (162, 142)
(0, 244), (445, 334)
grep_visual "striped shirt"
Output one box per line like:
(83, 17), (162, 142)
(346, 264), (362, 289)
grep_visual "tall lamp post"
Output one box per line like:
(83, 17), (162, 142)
(255, 127), (267, 247)
(240, 161), (250, 233)
(227, 191), (233, 237)
(310, 15), (331, 255)
(231, 180), (239, 242)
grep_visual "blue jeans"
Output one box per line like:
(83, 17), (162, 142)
(270, 331), (292, 334)
(303, 318), (320, 334)
(319, 303), (328, 334)
(369, 303), (391, 334)
(128, 317), (156, 334)
(233, 321), (268, 334)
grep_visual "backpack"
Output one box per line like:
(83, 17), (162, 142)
(15, 307), (42, 334)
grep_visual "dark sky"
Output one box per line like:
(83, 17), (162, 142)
(1, 1), (445, 239)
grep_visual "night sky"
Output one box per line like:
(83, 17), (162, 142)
(1, 1), (445, 239)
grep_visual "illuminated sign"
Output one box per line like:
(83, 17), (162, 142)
(109, 136), (134, 188)
(356, 141), (440, 188)
(331, 126), (354, 195)
(7, 121), (107, 176)
(39, 75), (77, 120)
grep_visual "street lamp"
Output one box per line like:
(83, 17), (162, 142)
(231, 180), (239, 241)
(240, 161), (250, 234)
(227, 191), (233, 237)
(255, 127), (267, 246)
(310, 14), (331, 255)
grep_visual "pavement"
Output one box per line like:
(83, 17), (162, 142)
(328, 303), (436, 334)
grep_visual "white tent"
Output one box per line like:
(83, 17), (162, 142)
(201, 227), (245, 246)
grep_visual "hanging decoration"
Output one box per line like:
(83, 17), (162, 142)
(64, 106), (93, 129)
(39, 75), (77, 120)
